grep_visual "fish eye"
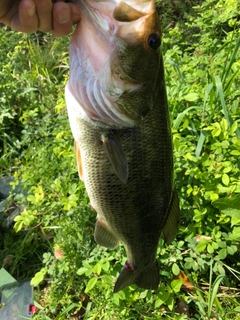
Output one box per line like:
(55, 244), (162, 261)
(148, 33), (161, 50)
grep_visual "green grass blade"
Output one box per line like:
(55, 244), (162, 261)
(213, 75), (232, 127)
(203, 83), (213, 116)
(207, 261), (213, 318)
(208, 275), (225, 318)
(188, 129), (207, 184)
(222, 35), (240, 87)
(213, 75), (240, 137)
(83, 301), (93, 319)
(165, 59), (186, 85)
(222, 263), (240, 281)
(224, 68), (240, 96)
(173, 106), (203, 130)
(195, 130), (207, 161)
(202, 82), (214, 124)
(54, 303), (80, 320)
(191, 288), (207, 317)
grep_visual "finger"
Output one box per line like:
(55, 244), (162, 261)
(51, 2), (81, 37)
(54, 0), (81, 22)
(68, 3), (81, 25)
(33, 0), (53, 32)
(11, 0), (38, 33)
(51, 2), (72, 37)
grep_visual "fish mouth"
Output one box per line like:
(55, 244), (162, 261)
(75, 0), (157, 44)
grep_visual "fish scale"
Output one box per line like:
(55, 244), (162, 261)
(66, 0), (180, 292)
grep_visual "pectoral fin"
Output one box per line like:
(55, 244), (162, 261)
(102, 131), (129, 184)
(162, 188), (180, 244)
(94, 217), (119, 249)
(74, 140), (84, 181)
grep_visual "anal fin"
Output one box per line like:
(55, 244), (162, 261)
(74, 140), (84, 181)
(162, 188), (180, 244)
(102, 131), (128, 184)
(94, 217), (119, 249)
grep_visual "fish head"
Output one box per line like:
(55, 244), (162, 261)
(113, 0), (162, 80)
(68, 0), (163, 127)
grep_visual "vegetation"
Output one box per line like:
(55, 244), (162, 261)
(0, 0), (239, 318)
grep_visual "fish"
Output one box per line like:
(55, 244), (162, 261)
(65, 0), (180, 293)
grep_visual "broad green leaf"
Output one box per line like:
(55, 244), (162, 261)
(171, 279), (182, 293)
(102, 260), (110, 272)
(93, 263), (102, 275)
(230, 150), (240, 156)
(212, 242), (219, 249)
(196, 242), (207, 252)
(166, 296), (174, 311)
(231, 216), (240, 226)
(140, 290), (148, 299)
(218, 248), (227, 260)
(14, 221), (23, 232)
(212, 123), (221, 137)
(31, 269), (46, 286)
(183, 93), (199, 101)
(217, 241), (226, 248)
(221, 118), (228, 132)
(234, 307), (240, 312)
(77, 267), (89, 276)
(27, 195), (36, 203)
(85, 277), (98, 293)
(156, 288), (169, 305)
(227, 245), (237, 255)
(155, 298), (163, 308)
(231, 227), (240, 240)
(217, 264), (225, 275)
(172, 263), (180, 276)
(230, 121), (238, 134)
(221, 140), (229, 149)
(207, 244), (214, 254)
(196, 238), (209, 252)
(212, 195), (240, 226)
(117, 290), (126, 300)
(210, 192), (219, 201)
(113, 294), (120, 306)
(222, 173), (230, 186)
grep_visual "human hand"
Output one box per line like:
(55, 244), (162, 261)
(0, 0), (81, 37)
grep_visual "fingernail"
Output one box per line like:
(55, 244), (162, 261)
(27, 5), (36, 17)
(57, 9), (70, 24)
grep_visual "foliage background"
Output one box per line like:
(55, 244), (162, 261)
(0, 0), (239, 319)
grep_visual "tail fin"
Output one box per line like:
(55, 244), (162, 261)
(114, 261), (159, 293)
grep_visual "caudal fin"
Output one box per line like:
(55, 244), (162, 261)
(114, 261), (159, 293)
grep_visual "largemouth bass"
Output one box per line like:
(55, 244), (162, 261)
(65, 0), (180, 293)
